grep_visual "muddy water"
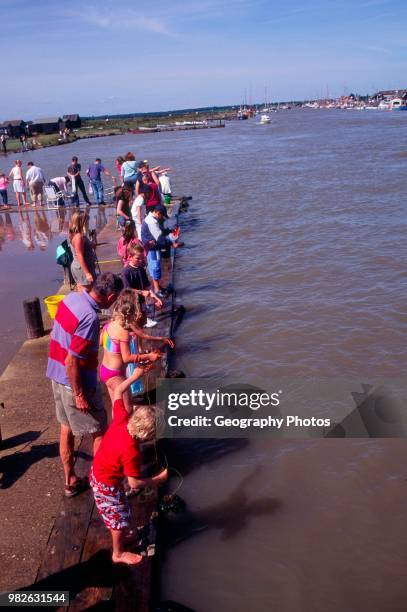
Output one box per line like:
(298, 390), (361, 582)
(1, 112), (407, 610)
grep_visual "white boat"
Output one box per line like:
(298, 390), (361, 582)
(259, 114), (271, 124)
(389, 97), (407, 111)
(378, 100), (391, 110)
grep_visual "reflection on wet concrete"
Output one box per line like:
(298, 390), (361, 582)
(0, 206), (114, 252)
(0, 203), (116, 375)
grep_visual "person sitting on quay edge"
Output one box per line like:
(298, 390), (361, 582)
(115, 182), (133, 229)
(90, 367), (167, 565)
(46, 272), (124, 498)
(67, 155), (91, 206)
(26, 161), (45, 207)
(86, 158), (112, 206)
(141, 203), (182, 297)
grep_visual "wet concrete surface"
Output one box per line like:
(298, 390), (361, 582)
(0, 218), (119, 591)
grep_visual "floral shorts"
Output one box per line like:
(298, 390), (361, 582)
(90, 468), (131, 530)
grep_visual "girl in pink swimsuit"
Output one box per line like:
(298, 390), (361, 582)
(100, 291), (172, 412)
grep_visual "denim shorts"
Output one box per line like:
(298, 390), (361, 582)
(147, 249), (161, 280)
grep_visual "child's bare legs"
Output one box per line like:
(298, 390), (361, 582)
(106, 375), (132, 414)
(111, 529), (143, 565)
(92, 431), (103, 455)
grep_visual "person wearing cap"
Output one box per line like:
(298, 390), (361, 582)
(140, 204), (182, 296)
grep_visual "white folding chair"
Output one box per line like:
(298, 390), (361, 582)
(45, 185), (62, 210)
(45, 186), (75, 209)
(104, 186), (115, 203)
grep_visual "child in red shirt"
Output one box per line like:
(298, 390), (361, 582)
(90, 367), (167, 565)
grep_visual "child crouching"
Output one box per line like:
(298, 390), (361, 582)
(90, 367), (167, 565)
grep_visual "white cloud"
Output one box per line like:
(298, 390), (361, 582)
(63, 5), (175, 36)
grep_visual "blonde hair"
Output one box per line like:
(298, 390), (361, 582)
(69, 211), (89, 239)
(111, 289), (143, 331)
(127, 405), (156, 441)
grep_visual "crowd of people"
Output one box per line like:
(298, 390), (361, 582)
(0, 155), (116, 208)
(45, 149), (183, 565)
(0, 152), (174, 213)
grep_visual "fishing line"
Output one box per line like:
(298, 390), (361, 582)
(143, 356), (184, 497)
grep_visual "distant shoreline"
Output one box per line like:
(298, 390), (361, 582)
(1, 109), (229, 155)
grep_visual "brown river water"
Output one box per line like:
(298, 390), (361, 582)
(1, 110), (407, 611)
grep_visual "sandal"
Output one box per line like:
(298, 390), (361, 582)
(64, 476), (89, 498)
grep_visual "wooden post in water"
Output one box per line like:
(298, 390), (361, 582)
(23, 298), (45, 339)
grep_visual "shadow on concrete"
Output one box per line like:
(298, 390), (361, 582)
(0, 442), (59, 489)
(0, 430), (42, 451)
(21, 550), (196, 611)
(19, 550), (124, 611)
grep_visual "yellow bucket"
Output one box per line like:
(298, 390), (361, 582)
(44, 295), (65, 320)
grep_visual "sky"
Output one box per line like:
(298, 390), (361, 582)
(0, 0), (406, 119)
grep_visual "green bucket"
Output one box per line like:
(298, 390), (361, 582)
(164, 195), (172, 205)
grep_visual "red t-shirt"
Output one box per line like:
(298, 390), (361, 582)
(92, 399), (141, 486)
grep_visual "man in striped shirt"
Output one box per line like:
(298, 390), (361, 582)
(46, 273), (123, 497)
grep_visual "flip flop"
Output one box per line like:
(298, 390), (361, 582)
(64, 476), (89, 498)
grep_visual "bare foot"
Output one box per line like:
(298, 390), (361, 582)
(112, 551), (143, 565)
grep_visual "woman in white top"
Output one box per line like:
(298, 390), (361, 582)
(9, 160), (28, 207)
(131, 193), (146, 239)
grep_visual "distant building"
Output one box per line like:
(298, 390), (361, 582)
(373, 89), (407, 102)
(0, 119), (26, 137)
(337, 95), (357, 107)
(62, 114), (81, 129)
(28, 117), (63, 135)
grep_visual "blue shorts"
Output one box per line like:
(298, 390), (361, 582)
(147, 249), (161, 281)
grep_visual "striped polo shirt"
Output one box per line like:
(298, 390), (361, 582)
(46, 291), (100, 390)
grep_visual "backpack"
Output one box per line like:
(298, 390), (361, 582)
(56, 239), (73, 267)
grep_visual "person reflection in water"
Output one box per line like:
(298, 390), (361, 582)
(34, 209), (51, 251)
(56, 206), (67, 235)
(18, 211), (34, 250)
(0, 216), (5, 250)
(4, 212), (16, 241)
